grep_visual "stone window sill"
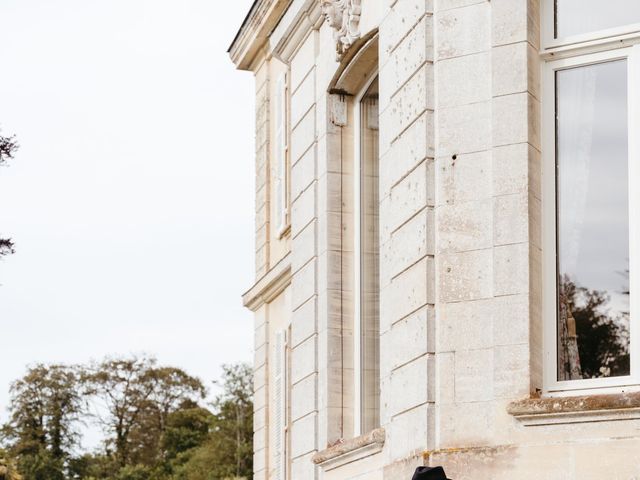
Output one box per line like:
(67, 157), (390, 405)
(312, 428), (385, 471)
(507, 391), (640, 426)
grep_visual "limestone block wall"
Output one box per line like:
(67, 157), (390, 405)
(255, 61), (271, 279)
(377, 1), (436, 478)
(252, 58), (271, 480)
(254, 305), (269, 480)
(432, 0), (539, 456)
(239, 0), (640, 479)
(289, 29), (320, 480)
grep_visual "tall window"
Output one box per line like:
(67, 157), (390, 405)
(354, 75), (379, 432)
(542, 1), (640, 393)
(273, 328), (289, 479)
(274, 72), (289, 236)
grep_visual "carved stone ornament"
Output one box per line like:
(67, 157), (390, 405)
(320, 0), (362, 60)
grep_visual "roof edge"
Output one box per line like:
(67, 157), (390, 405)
(228, 0), (292, 71)
(227, 0), (261, 54)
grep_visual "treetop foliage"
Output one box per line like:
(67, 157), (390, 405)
(1, 356), (253, 480)
(0, 449), (23, 480)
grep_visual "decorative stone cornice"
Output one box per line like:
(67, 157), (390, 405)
(271, 0), (323, 64)
(229, 0), (292, 71)
(320, 0), (362, 60)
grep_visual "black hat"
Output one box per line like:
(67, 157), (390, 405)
(412, 466), (451, 480)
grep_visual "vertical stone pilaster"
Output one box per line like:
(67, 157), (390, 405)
(490, 0), (541, 418)
(379, 1), (436, 477)
(255, 62), (271, 279)
(253, 306), (269, 480)
(434, 0), (495, 458)
(289, 29), (320, 480)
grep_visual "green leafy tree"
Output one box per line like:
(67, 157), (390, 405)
(66, 453), (117, 480)
(561, 275), (630, 378)
(2, 359), (249, 480)
(84, 356), (205, 469)
(127, 367), (206, 468)
(171, 363), (252, 480)
(112, 464), (153, 480)
(1, 365), (84, 480)
(12, 450), (63, 480)
(161, 402), (212, 462)
(210, 363), (252, 479)
(0, 449), (23, 480)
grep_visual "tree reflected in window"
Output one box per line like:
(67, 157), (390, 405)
(558, 274), (630, 380)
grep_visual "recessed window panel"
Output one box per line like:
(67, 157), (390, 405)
(556, 0), (640, 39)
(555, 59), (630, 381)
(360, 77), (379, 432)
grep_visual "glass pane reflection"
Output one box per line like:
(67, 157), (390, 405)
(556, 0), (640, 38)
(556, 60), (630, 381)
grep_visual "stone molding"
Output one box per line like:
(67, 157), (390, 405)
(229, 0), (292, 71)
(328, 30), (378, 95)
(320, 0), (362, 60)
(507, 392), (640, 426)
(242, 254), (292, 311)
(312, 428), (385, 470)
(271, 0), (323, 64)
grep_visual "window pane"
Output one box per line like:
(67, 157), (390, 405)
(556, 60), (630, 381)
(556, 0), (640, 38)
(360, 77), (379, 431)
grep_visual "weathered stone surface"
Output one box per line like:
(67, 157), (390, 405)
(493, 192), (528, 246)
(290, 105), (316, 164)
(440, 249), (493, 302)
(291, 334), (317, 385)
(290, 412), (317, 459)
(508, 391), (640, 417)
(436, 150), (491, 206)
(381, 208), (434, 286)
(437, 101), (491, 156)
(454, 349), (493, 403)
(437, 199), (493, 253)
(312, 427), (385, 464)
(493, 242), (529, 296)
(380, 111), (433, 194)
(384, 355), (431, 418)
(437, 52), (491, 108)
(436, 2), (490, 60)
(291, 373), (317, 421)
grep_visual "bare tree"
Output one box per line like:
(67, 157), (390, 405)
(0, 130), (18, 258)
(0, 133), (19, 166)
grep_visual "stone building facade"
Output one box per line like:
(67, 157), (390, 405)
(230, 1), (640, 478)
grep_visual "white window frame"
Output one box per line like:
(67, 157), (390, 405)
(353, 71), (378, 435)
(541, 0), (640, 51)
(541, 20), (640, 395)
(273, 328), (288, 479)
(274, 72), (290, 238)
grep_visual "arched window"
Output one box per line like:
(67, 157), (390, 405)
(327, 31), (380, 437)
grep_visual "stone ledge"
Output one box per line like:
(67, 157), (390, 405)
(312, 428), (385, 470)
(507, 392), (640, 426)
(242, 253), (291, 311)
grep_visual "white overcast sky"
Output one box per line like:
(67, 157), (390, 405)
(0, 0), (256, 422)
